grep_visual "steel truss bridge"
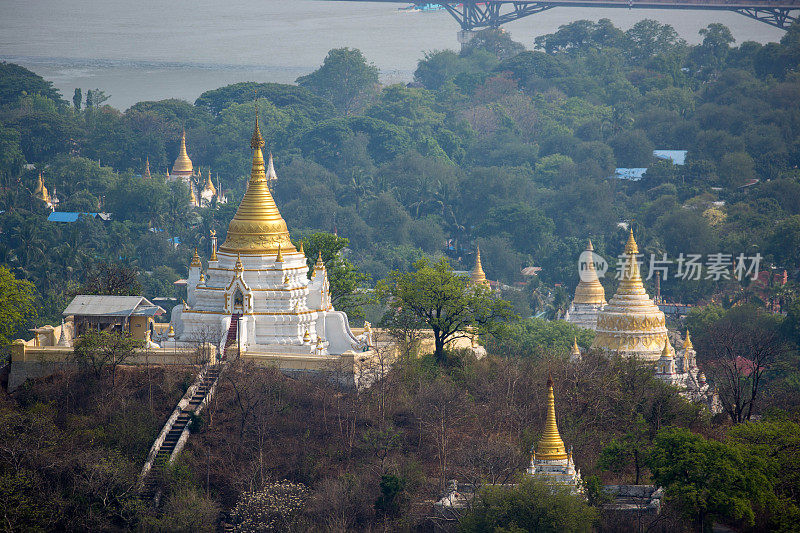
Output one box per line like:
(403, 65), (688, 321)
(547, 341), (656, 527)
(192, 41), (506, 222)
(331, 0), (799, 30)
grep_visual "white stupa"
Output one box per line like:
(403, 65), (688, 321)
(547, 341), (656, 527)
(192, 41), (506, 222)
(170, 113), (362, 358)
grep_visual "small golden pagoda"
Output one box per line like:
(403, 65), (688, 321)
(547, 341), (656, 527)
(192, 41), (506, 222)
(528, 377), (582, 491)
(564, 240), (606, 330)
(470, 245), (490, 287)
(33, 172), (54, 210)
(570, 336), (581, 362)
(591, 229), (668, 361)
(143, 157), (152, 179)
(171, 129), (194, 176)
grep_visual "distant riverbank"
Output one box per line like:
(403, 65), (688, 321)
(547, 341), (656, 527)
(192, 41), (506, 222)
(0, 0), (784, 109)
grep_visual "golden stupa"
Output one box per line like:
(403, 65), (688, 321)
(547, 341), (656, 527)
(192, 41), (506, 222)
(202, 170), (217, 196)
(33, 172), (51, 204)
(536, 377), (568, 461)
(573, 240), (606, 305)
(172, 130), (193, 175)
(143, 157), (152, 179)
(565, 240), (606, 329)
(218, 112), (295, 255)
(591, 229), (668, 361)
(470, 245), (490, 287)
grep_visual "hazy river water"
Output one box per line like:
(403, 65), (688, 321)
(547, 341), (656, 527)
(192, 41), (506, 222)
(0, 0), (784, 110)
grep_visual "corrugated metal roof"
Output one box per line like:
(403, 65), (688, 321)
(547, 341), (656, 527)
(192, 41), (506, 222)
(48, 212), (81, 223)
(63, 295), (164, 317)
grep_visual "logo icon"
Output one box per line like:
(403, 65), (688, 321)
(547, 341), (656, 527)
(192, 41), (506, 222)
(578, 251), (608, 281)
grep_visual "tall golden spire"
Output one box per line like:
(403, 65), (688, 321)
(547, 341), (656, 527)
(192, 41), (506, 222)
(275, 244), (283, 263)
(202, 169), (217, 195)
(34, 172), (50, 203)
(471, 245), (489, 286)
(571, 337), (581, 357)
(189, 184), (198, 206)
(315, 250), (324, 269)
(616, 229), (647, 297)
(573, 240), (606, 305)
(298, 241), (305, 257)
(143, 157), (151, 179)
(172, 129), (194, 174)
(683, 331), (693, 350)
(537, 377), (568, 461)
(218, 110), (294, 255)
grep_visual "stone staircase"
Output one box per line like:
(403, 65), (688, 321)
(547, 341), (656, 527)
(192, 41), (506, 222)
(223, 314), (240, 361)
(139, 363), (223, 504)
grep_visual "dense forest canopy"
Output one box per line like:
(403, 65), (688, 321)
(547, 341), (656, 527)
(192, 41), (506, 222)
(1, 20), (800, 326)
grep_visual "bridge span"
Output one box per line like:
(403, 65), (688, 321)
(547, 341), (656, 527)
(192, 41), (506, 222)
(328, 0), (799, 31)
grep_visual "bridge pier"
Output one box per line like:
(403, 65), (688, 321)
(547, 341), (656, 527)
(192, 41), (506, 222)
(457, 29), (478, 50)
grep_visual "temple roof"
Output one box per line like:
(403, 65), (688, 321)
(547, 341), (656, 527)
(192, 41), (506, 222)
(172, 130), (193, 174)
(64, 295), (165, 318)
(218, 112), (294, 255)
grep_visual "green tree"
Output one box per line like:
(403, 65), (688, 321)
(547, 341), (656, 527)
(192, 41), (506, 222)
(460, 476), (597, 533)
(377, 258), (514, 363)
(297, 232), (373, 319)
(0, 266), (37, 351)
(297, 48), (379, 116)
(73, 330), (144, 386)
(72, 88), (82, 111)
(646, 427), (775, 531)
(598, 413), (649, 484)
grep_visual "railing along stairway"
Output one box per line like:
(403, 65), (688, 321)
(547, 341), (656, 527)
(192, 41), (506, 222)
(138, 361), (224, 505)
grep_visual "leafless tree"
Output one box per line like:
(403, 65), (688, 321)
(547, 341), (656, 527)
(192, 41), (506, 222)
(413, 376), (470, 492)
(704, 322), (786, 422)
(186, 324), (220, 366)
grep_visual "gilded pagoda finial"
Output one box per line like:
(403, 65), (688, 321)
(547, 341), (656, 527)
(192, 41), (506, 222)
(683, 331), (693, 350)
(298, 241), (305, 257)
(275, 244), (284, 263)
(251, 107), (264, 150)
(191, 248), (201, 267)
(218, 112), (293, 255)
(571, 336), (581, 357)
(625, 227), (638, 254)
(143, 156), (151, 179)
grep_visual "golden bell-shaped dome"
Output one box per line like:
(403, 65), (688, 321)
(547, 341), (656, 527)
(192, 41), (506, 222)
(573, 240), (606, 305)
(172, 130), (194, 174)
(218, 112), (294, 255)
(536, 377), (568, 461)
